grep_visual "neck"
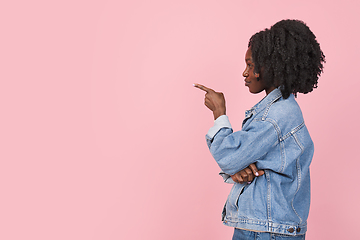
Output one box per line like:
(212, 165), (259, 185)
(265, 86), (277, 95)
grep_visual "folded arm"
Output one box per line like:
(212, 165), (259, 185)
(206, 117), (278, 176)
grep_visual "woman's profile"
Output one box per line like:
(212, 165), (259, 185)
(195, 19), (325, 240)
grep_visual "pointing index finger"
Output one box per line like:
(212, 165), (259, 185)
(193, 83), (213, 93)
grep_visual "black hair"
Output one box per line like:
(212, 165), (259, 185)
(248, 19), (325, 99)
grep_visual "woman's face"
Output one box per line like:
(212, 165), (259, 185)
(242, 48), (274, 95)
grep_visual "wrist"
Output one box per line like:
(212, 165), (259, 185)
(213, 110), (226, 120)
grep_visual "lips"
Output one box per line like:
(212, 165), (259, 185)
(245, 80), (250, 86)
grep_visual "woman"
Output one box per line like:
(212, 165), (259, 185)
(195, 19), (325, 239)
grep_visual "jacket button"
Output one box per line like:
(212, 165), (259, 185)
(297, 228), (301, 232)
(287, 228), (294, 233)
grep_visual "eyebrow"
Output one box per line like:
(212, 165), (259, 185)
(245, 58), (252, 62)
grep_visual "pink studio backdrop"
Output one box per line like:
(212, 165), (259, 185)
(0, 0), (359, 239)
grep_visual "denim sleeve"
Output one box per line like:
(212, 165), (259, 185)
(206, 117), (278, 176)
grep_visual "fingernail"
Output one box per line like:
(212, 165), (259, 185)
(255, 172), (259, 176)
(192, 83), (195, 86)
(248, 182), (251, 184)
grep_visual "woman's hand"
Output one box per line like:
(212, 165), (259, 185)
(194, 84), (226, 120)
(231, 163), (265, 184)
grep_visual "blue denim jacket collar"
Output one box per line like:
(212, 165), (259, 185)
(248, 88), (282, 115)
(243, 88), (283, 126)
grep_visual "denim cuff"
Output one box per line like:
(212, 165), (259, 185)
(219, 171), (235, 184)
(206, 115), (232, 139)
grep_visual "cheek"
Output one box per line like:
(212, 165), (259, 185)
(249, 80), (264, 93)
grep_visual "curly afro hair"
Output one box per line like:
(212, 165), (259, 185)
(248, 19), (325, 99)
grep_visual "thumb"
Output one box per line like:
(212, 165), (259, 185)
(257, 170), (265, 176)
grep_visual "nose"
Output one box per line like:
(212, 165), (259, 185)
(243, 69), (249, 78)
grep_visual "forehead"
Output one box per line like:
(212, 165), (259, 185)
(245, 47), (252, 61)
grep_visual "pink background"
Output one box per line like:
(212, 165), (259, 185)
(1, 0), (359, 239)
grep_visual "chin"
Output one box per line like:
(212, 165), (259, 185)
(249, 88), (264, 94)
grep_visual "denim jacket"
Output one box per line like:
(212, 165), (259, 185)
(206, 88), (313, 236)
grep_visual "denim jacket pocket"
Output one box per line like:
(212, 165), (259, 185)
(227, 183), (246, 213)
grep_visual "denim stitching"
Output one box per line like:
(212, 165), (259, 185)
(277, 122), (305, 173)
(290, 132), (304, 223)
(251, 119), (281, 173)
(281, 122), (305, 142)
(279, 138), (286, 174)
(265, 169), (272, 229)
(258, 118), (285, 173)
